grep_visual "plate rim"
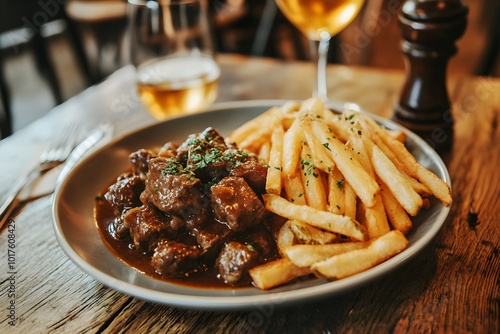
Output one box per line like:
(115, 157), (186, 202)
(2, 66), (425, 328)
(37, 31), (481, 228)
(52, 99), (451, 310)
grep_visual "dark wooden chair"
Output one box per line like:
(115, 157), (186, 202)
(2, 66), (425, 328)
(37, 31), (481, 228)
(0, 0), (94, 139)
(64, 0), (128, 83)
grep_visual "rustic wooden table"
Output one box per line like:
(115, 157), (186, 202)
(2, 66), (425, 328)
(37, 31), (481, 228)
(0, 54), (498, 333)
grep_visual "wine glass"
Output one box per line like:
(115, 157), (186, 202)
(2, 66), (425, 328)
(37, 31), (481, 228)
(127, 0), (220, 120)
(275, 0), (366, 101)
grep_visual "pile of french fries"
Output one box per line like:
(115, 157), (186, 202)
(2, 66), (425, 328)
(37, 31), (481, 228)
(228, 98), (452, 290)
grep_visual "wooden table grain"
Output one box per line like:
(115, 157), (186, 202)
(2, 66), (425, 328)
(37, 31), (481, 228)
(0, 54), (498, 333)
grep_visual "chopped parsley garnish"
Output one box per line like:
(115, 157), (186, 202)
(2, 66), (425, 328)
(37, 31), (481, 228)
(301, 159), (318, 177)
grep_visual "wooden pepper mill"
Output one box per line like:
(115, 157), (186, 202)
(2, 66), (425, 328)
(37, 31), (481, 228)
(394, 0), (468, 151)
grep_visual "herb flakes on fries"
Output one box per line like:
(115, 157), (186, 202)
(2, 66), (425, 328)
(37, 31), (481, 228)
(229, 98), (452, 290)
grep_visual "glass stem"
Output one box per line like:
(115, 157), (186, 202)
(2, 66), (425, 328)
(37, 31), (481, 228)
(310, 38), (330, 101)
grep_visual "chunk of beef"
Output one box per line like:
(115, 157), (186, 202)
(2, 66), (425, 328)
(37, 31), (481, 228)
(158, 142), (179, 158)
(129, 149), (156, 175)
(123, 205), (184, 252)
(184, 128), (229, 182)
(229, 160), (267, 194)
(216, 241), (260, 286)
(191, 222), (232, 258)
(142, 157), (210, 227)
(108, 215), (131, 241)
(152, 240), (202, 277)
(241, 226), (278, 260)
(211, 176), (266, 231)
(104, 173), (145, 215)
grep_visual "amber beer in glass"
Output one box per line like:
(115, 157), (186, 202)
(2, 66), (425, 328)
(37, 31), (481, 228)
(128, 0), (220, 119)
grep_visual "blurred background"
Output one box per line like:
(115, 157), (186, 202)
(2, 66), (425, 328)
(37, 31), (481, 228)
(0, 0), (498, 137)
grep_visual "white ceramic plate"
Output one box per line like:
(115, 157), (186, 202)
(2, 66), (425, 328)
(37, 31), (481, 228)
(52, 100), (451, 310)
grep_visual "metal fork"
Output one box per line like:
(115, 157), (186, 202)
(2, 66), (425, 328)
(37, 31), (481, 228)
(0, 123), (81, 227)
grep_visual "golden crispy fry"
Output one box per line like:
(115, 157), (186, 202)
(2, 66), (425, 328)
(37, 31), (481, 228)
(249, 258), (311, 290)
(327, 168), (345, 215)
(282, 118), (304, 177)
(309, 119), (380, 207)
(343, 136), (390, 238)
(388, 129), (406, 142)
(283, 172), (307, 205)
(298, 97), (325, 118)
(369, 141), (423, 216)
(300, 118), (336, 174)
(415, 165), (452, 206)
(277, 220), (296, 256)
(363, 194), (391, 239)
(237, 128), (271, 153)
(263, 194), (367, 241)
(265, 124), (285, 195)
(379, 182), (412, 234)
(299, 144), (328, 211)
(288, 220), (339, 245)
(228, 107), (280, 145)
(280, 100), (301, 115)
(311, 230), (409, 280)
(345, 135), (372, 175)
(323, 112), (352, 143)
(344, 181), (357, 219)
(284, 242), (370, 268)
(258, 141), (271, 164)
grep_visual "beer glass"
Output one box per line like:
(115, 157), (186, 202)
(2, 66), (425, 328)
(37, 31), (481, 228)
(128, 0), (220, 119)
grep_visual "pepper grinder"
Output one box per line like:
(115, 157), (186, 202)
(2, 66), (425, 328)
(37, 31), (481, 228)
(394, 0), (468, 151)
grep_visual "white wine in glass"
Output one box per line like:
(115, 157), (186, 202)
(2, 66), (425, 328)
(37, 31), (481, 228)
(275, 0), (365, 100)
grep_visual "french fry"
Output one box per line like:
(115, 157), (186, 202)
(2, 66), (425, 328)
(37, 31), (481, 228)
(283, 172), (307, 205)
(311, 230), (408, 280)
(379, 182), (412, 234)
(299, 144), (328, 211)
(263, 194), (367, 241)
(345, 135), (372, 175)
(344, 181), (357, 219)
(282, 118), (304, 177)
(388, 129), (406, 142)
(327, 168), (346, 215)
(228, 106), (280, 145)
(237, 128), (271, 153)
(258, 141), (271, 164)
(300, 117), (336, 174)
(288, 220), (339, 245)
(265, 124), (285, 195)
(323, 112), (352, 143)
(284, 242), (370, 268)
(280, 100), (301, 115)
(415, 165), (452, 206)
(249, 258), (311, 290)
(277, 221), (296, 256)
(362, 195), (391, 239)
(368, 141), (423, 216)
(298, 97), (325, 118)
